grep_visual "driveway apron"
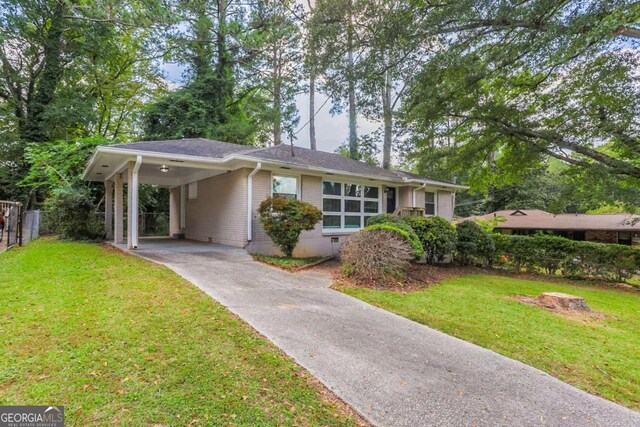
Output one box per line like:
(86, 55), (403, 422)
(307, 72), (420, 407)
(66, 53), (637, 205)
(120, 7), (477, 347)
(131, 245), (640, 427)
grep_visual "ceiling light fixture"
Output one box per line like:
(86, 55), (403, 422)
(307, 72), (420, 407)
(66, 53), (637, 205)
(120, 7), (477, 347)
(160, 165), (169, 173)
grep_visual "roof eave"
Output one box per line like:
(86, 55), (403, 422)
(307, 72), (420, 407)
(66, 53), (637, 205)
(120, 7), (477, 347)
(83, 146), (467, 190)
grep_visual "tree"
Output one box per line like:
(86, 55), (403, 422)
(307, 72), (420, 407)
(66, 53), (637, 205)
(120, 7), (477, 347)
(350, 1), (427, 169)
(310, 0), (361, 159)
(142, 0), (255, 143)
(246, 0), (304, 146)
(0, 0), (162, 204)
(400, 0), (640, 192)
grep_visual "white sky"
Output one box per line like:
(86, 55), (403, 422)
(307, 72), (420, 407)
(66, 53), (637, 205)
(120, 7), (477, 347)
(161, 62), (380, 153)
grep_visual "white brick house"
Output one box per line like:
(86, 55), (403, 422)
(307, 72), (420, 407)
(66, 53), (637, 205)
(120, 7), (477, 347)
(83, 138), (466, 257)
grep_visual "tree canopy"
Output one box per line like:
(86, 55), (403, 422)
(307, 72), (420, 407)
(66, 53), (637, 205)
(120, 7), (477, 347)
(0, 0), (637, 214)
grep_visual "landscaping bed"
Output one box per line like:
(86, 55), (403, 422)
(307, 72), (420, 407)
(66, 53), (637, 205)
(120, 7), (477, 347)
(252, 254), (328, 271)
(0, 239), (363, 426)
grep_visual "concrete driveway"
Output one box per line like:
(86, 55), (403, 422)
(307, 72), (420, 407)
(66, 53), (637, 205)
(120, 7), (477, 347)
(128, 240), (639, 427)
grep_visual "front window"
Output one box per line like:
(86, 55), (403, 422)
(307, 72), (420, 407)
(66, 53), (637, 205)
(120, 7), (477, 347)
(425, 191), (436, 215)
(273, 175), (298, 199)
(322, 180), (381, 230)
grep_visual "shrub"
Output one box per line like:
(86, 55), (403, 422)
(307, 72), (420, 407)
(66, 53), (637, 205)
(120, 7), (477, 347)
(44, 186), (104, 240)
(365, 222), (424, 260)
(258, 197), (322, 257)
(365, 213), (402, 227)
(569, 240), (640, 282)
(341, 229), (413, 280)
(402, 216), (457, 264)
(455, 220), (495, 266)
(492, 233), (640, 281)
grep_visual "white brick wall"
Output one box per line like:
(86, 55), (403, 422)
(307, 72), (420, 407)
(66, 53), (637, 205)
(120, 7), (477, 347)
(184, 168), (249, 247)
(184, 168), (459, 256)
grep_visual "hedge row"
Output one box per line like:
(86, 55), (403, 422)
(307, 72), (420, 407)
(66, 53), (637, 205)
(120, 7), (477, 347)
(354, 214), (639, 283)
(492, 233), (640, 282)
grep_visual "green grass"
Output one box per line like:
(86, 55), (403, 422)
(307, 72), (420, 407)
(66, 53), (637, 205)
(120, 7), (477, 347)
(0, 239), (356, 426)
(342, 274), (640, 411)
(252, 254), (324, 271)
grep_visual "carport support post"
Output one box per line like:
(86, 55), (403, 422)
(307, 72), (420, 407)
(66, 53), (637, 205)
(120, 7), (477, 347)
(104, 181), (113, 240)
(127, 156), (142, 249)
(114, 173), (124, 244)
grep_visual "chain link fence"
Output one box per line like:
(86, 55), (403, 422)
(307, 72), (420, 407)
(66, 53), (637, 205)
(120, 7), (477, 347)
(0, 201), (41, 250)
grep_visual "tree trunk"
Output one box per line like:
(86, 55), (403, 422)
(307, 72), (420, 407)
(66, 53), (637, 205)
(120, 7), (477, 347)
(23, 1), (65, 142)
(347, 0), (358, 159)
(215, 0), (232, 108)
(309, 70), (317, 150)
(382, 69), (392, 169)
(273, 44), (282, 145)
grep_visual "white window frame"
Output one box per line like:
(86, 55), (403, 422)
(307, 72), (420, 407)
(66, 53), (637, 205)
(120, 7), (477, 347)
(321, 178), (382, 233)
(424, 190), (438, 216)
(271, 172), (301, 199)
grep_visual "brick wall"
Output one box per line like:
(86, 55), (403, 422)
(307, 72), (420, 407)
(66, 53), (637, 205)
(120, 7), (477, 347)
(184, 168), (248, 247)
(248, 173), (341, 257)
(586, 230), (618, 244)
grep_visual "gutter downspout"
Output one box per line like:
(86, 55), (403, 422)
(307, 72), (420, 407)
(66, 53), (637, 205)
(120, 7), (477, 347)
(412, 182), (427, 207)
(247, 162), (262, 243)
(131, 155), (142, 249)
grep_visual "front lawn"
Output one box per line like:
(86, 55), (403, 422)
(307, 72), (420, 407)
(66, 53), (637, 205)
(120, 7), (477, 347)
(0, 239), (359, 426)
(342, 274), (640, 411)
(252, 254), (324, 271)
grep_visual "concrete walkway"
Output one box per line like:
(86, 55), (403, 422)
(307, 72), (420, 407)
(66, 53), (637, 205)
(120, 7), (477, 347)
(127, 241), (639, 427)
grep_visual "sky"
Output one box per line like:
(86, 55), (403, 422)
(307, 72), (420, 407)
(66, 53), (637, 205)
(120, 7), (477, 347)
(161, 62), (380, 154)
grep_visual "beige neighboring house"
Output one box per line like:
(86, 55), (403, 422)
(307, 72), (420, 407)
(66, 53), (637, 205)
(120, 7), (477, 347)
(467, 209), (640, 246)
(83, 138), (466, 256)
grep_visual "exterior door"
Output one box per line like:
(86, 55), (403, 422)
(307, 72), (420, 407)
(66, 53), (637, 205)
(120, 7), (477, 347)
(386, 187), (397, 214)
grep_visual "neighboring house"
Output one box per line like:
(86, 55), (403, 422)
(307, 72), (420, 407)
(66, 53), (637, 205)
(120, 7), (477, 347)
(83, 138), (466, 256)
(467, 209), (640, 246)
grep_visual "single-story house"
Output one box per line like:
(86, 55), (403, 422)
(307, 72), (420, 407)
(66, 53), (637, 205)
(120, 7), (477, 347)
(467, 209), (640, 246)
(82, 138), (466, 256)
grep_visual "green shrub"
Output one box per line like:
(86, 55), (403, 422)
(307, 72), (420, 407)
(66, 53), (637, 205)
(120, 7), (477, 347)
(341, 229), (414, 280)
(44, 186), (104, 240)
(455, 220), (495, 266)
(365, 222), (424, 260)
(402, 216), (457, 264)
(492, 233), (640, 281)
(365, 213), (402, 227)
(258, 197), (322, 257)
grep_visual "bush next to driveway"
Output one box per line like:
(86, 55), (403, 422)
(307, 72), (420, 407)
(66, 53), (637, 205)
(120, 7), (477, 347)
(0, 239), (358, 426)
(341, 228), (414, 280)
(258, 196), (322, 257)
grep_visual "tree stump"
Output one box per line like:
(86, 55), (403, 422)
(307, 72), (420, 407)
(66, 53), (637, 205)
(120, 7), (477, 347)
(537, 292), (591, 311)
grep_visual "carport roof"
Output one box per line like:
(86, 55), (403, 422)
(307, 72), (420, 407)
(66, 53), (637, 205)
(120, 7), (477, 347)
(86, 138), (467, 189)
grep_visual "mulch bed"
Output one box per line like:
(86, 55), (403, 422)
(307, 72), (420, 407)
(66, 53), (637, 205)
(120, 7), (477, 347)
(310, 259), (640, 294)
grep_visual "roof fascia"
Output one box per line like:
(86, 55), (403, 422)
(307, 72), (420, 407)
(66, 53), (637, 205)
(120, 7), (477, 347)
(84, 146), (467, 190)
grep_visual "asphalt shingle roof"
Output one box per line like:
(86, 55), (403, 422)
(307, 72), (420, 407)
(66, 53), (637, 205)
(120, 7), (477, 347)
(110, 138), (460, 186)
(112, 138), (251, 158)
(467, 209), (640, 231)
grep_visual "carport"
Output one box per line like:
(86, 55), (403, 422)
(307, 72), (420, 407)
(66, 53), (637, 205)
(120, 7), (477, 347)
(82, 140), (249, 249)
